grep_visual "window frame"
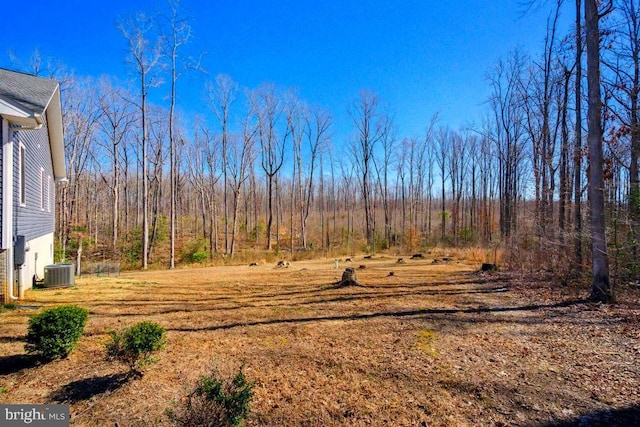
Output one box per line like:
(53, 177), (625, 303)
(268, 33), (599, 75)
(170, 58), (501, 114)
(19, 142), (26, 207)
(47, 174), (51, 212)
(40, 167), (45, 211)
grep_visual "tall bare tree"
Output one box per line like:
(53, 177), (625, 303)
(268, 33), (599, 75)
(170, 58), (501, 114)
(373, 116), (396, 247)
(251, 84), (287, 250)
(487, 50), (528, 240)
(96, 79), (136, 250)
(574, 0), (585, 266)
(349, 90), (386, 248)
(119, 13), (163, 269)
(160, 0), (192, 269)
(207, 74), (238, 254)
(58, 76), (102, 261)
(301, 107), (331, 248)
(585, 0), (613, 302)
(604, 0), (640, 260)
(435, 127), (450, 240)
(229, 112), (257, 255)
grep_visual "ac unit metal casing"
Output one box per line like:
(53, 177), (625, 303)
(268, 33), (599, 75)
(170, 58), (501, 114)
(44, 264), (75, 287)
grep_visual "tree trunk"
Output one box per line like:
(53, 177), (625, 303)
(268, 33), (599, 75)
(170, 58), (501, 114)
(585, 0), (612, 302)
(574, 0), (584, 267)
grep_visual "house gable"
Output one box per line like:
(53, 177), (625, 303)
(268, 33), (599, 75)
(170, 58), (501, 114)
(0, 68), (66, 182)
(0, 68), (65, 302)
(12, 120), (55, 241)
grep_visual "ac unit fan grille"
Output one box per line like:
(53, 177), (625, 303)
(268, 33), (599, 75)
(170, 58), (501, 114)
(44, 264), (75, 287)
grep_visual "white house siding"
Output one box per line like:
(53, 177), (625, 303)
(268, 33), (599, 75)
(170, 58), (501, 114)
(0, 251), (5, 303)
(0, 118), (3, 247)
(16, 232), (53, 289)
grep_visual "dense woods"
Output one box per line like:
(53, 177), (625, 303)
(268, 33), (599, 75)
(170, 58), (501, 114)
(19, 1), (638, 299)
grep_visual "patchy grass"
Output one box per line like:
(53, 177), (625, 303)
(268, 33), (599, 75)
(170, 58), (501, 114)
(416, 329), (438, 357)
(0, 255), (639, 426)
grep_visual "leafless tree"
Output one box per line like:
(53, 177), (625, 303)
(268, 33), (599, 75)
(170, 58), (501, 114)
(449, 130), (469, 244)
(119, 12), (163, 269)
(372, 116), (397, 248)
(573, 0), (585, 266)
(159, 0), (192, 269)
(287, 99), (331, 249)
(96, 78), (136, 250)
(349, 90), (387, 248)
(229, 111), (257, 255)
(585, 0), (613, 302)
(521, 4), (562, 240)
(146, 107), (169, 260)
(250, 83), (287, 250)
(58, 76), (102, 261)
(207, 74), (238, 254)
(603, 0), (640, 259)
(435, 127), (450, 240)
(487, 50), (528, 240)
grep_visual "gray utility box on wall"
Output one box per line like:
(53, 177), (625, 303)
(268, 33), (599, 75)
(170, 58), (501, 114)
(14, 235), (26, 266)
(44, 264), (75, 287)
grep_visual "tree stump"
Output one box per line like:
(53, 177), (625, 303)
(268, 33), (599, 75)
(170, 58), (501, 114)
(481, 263), (497, 272)
(342, 267), (356, 281)
(335, 268), (364, 287)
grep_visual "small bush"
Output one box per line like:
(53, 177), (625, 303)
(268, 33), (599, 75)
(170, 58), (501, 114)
(191, 251), (208, 263)
(106, 321), (166, 376)
(181, 238), (209, 264)
(25, 305), (89, 361)
(169, 364), (255, 427)
(0, 303), (17, 314)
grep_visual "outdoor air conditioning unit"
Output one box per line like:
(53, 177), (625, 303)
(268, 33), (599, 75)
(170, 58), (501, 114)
(44, 264), (75, 287)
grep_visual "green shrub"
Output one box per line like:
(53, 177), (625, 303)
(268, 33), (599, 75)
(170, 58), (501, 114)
(0, 303), (17, 314)
(181, 238), (209, 264)
(191, 251), (208, 263)
(127, 227), (143, 263)
(169, 364), (255, 427)
(25, 305), (89, 361)
(106, 321), (166, 376)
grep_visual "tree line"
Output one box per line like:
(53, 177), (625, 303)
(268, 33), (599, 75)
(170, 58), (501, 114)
(18, 0), (636, 303)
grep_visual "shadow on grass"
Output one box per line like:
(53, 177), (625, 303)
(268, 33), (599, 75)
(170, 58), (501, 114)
(536, 405), (640, 427)
(0, 335), (25, 344)
(49, 372), (131, 403)
(169, 299), (586, 332)
(80, 283), (511, 320)
(0, 354), (40, 375)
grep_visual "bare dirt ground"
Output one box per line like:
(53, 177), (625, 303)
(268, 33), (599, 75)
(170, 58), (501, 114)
(1, 255), (639, 426)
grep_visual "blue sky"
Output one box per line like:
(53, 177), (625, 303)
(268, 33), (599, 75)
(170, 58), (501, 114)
(2, 0), (573, 142)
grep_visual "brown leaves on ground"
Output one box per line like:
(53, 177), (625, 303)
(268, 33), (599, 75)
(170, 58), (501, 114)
(0, 257), (639, 426)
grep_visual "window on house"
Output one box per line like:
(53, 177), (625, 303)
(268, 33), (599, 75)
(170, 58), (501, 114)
(19, 144), (26, 206)
(47, 175), (51, 212)
(40, 168), (45, 211)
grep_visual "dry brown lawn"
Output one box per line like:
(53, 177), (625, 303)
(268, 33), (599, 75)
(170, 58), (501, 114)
(1, 255), (639, 426)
